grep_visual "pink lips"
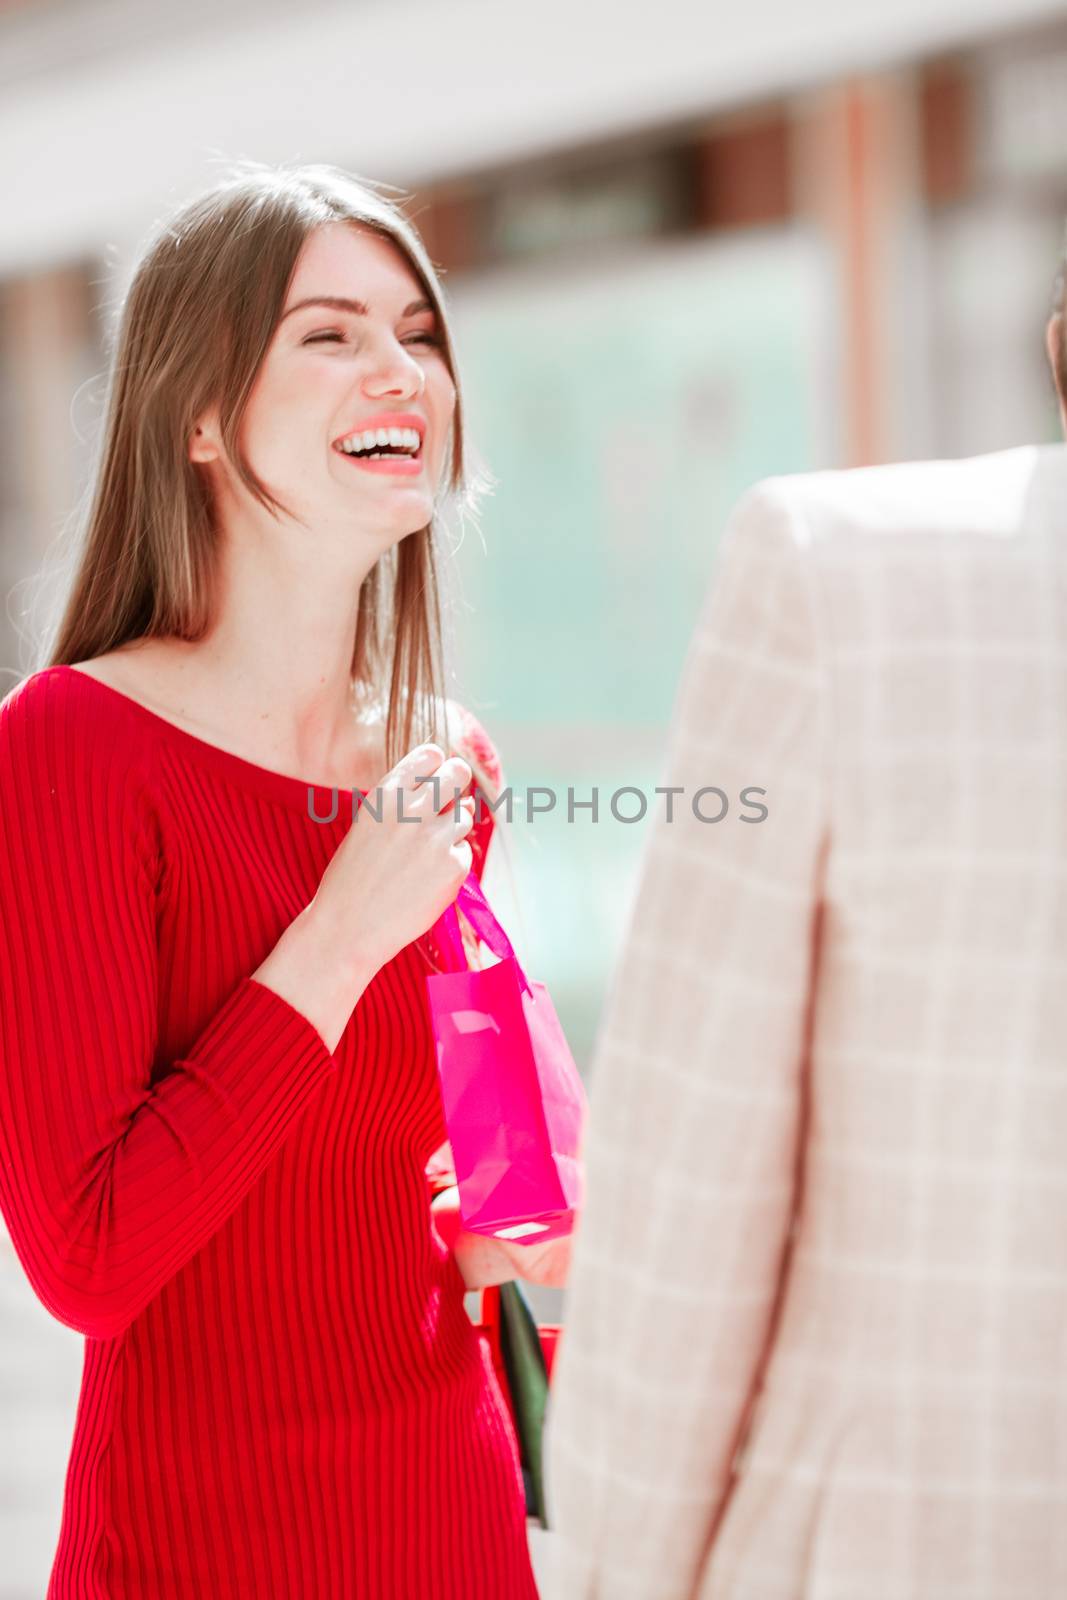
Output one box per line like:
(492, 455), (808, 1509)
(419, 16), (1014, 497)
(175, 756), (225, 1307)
(339, 452), (423, 477)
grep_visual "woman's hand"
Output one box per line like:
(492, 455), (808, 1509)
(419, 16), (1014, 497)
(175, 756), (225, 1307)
(307, 742), (476, 982)
(492, 1231), (573, 1289)
(430, 1185), (574, 1290)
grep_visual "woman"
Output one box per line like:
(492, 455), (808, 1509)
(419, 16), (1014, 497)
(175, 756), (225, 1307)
(0, 160), (565, 1598)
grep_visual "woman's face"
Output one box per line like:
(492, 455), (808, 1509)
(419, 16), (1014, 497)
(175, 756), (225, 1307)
(194, 221), (457, 548)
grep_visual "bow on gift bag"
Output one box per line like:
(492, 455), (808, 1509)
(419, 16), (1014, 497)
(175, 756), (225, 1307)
(424, 870), (587, 1244)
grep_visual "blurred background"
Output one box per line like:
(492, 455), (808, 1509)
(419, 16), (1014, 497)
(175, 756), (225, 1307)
(4, 0), (1067, 1589)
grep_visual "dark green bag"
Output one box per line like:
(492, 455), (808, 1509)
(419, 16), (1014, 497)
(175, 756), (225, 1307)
(493, 1279), (552, 1528)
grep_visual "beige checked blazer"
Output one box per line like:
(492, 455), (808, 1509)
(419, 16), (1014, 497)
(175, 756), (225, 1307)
(543, 445), (1067, 1600)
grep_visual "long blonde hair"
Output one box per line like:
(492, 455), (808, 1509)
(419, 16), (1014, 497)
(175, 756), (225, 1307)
(40, 158), (492, 789)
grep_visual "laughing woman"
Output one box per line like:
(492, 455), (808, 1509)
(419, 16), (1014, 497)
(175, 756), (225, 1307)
(0, 162), (554, 1598)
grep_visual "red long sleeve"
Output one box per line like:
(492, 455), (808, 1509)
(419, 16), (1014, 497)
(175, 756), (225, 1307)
(0, 670), (340, 1340)
(0, 666), (537, 1600)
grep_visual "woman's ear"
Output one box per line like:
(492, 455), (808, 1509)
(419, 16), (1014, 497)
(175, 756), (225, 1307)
(187, 413), (221, 464)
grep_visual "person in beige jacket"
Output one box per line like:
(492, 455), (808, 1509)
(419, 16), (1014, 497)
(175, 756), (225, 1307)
(542, 286), (1067, 1599)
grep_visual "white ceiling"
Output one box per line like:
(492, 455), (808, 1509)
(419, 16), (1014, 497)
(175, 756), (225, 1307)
(2, 0), (1066, 276)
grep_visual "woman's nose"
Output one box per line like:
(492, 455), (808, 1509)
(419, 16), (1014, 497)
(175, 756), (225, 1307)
(362, 344), (425, 400)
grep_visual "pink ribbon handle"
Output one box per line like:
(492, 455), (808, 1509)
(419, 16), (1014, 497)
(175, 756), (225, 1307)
(434, 871), (533, 996)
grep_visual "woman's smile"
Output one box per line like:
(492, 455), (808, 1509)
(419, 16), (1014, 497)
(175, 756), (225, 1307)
(332, 409), (426, 477)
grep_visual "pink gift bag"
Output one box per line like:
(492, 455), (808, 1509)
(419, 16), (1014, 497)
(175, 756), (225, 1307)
(424, 872), (586, 1245)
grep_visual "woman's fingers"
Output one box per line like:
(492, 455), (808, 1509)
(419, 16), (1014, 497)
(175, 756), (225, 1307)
(412, 754), (473, 812)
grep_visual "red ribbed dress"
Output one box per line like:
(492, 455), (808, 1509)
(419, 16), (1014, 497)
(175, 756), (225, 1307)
(0, 664), (538, 1600)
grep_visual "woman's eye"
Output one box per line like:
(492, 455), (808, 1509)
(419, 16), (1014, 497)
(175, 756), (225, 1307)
(303, 329), (441, 348)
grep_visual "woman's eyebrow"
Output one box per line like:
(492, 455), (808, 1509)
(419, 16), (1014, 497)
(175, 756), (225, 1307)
(281, 295), (434, 322)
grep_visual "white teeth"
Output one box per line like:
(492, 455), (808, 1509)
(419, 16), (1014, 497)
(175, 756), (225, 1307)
(337, 426), (421, 455)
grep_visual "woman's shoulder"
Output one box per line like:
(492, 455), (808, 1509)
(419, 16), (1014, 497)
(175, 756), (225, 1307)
(0, 665), (165, 899)
(0, 664), (158, 802)
(2, 661), (141, 731)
